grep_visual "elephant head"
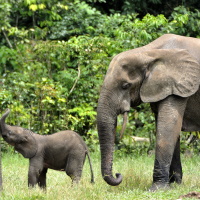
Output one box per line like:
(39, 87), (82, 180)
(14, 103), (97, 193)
(97, 49), (200, 186)
(0, 109), (37, 158)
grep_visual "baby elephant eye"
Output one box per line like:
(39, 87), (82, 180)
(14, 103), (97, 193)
(8, 131), (12, 135)
(122, 82), (131, 89)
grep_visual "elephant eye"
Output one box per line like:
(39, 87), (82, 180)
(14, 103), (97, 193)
(122, 82), (131, 89)
(8, 131), (12, 135)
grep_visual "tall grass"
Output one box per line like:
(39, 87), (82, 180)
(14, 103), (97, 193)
(0, 151), (200, 200)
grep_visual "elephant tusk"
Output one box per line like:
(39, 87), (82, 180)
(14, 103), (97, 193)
(120, 112), (128, 140)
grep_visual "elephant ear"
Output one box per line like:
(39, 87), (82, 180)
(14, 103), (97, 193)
(140, 49), (200, 103)
(15, 129), (38, 159)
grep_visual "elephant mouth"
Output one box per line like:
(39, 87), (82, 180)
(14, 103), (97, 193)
(10, 142), (15, 146)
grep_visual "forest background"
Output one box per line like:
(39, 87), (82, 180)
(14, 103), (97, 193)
(1, 0), (200, 154)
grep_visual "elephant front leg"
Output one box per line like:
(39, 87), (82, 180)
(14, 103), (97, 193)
(28, 158), (44, 188)
(28, 167), (39, 187)
(149, 96), (187, 192)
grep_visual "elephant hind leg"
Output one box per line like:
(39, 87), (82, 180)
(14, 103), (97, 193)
(169, 137), (182, 184)
(65, 152), (85, 185)
(38, 168), (48, 189)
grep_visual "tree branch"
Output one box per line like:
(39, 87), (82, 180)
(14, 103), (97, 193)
(2, 30), (13, 48)
(68, 65), (81, 96)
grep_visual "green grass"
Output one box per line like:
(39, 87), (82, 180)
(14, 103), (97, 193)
(0, 151), (200, 200)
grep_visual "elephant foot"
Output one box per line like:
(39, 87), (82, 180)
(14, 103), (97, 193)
(169, 174), (182, 184)
(149, 182), (170, 192)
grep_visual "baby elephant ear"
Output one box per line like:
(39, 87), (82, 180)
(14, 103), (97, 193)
(17, 130), (37, 158)
(140, 49), (200, 103)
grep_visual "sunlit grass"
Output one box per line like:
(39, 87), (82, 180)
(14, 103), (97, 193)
(1, 151), (200, 200)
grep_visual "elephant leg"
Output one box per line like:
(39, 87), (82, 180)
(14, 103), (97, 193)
(169, 137), (182, 184)
(38, 168), (48, 189)
(28, 158), (44, 187)
(149, 96), (187, 192)
(65, 152), (85, 185)
(152, 109), (182, 184)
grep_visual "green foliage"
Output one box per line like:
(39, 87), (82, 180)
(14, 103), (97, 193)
(0, 1), (11, 31)
(115, 104), (156, 156)
(0, 35), (112, 138)
(0, 0), (70, 47)
(168, 6), (200, 37)
(49, 1), (119, 40)
(86, 0), (200, 18)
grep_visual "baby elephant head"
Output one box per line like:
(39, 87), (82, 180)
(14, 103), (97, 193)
(0, 109), (37, 158)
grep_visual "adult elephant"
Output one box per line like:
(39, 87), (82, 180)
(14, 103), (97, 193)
(97, 34), (200, 191)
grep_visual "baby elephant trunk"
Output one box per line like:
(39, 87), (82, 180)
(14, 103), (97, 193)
(0, 109), (10, 135)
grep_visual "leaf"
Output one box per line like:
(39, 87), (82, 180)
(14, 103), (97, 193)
(29, 4), (38, 11)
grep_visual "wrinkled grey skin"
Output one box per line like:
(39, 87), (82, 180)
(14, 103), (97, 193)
(97, 34), (200, 191)
(0, 109), (94, 189)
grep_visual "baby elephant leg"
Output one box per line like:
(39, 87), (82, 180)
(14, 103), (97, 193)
(65, 151), (86, 184)
(38, 168), (48, 189)
(28, 158), (44, 188)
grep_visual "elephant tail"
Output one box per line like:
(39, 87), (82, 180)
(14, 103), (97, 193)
(86, 151), (95, 183)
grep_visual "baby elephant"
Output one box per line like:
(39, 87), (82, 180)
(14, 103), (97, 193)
(0, 109), (94, 188)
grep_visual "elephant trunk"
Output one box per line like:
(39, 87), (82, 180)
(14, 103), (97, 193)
(0, 109), (10, 190)
(0, 109), (10, 136)
(97, 96), (123, 186)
